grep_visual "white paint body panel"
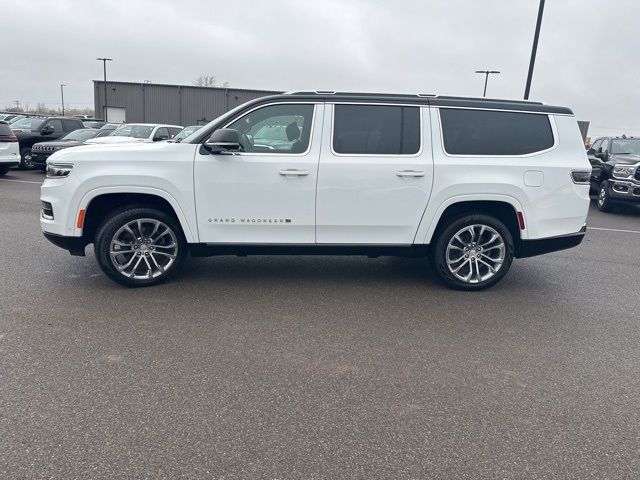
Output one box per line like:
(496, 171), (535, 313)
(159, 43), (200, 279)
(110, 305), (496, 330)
(315, 104), (433, 244)
(0, 140), (20, 164)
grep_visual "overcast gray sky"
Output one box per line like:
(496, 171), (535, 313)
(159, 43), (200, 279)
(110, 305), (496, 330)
(3, 0), (639, 137)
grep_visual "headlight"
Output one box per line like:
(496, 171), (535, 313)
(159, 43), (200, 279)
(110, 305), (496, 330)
(612, 165), (637, 179)
(46, 163), (74, 178)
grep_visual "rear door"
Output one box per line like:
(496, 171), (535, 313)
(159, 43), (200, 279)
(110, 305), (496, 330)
(316, 103), (433, 244)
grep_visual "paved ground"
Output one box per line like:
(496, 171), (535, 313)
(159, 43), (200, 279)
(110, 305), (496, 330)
(1, 169), (639, 479)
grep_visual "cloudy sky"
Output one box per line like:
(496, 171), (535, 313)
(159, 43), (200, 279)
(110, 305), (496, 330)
(3, 0), (639, 137)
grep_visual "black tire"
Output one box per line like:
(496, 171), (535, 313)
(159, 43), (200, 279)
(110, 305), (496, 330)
(19, 147), (34, 170)
(0, 167), (9, 176)
(597, 181), (614, 212)
(430, 214), (514, 291)
(94, 206), (187, 287)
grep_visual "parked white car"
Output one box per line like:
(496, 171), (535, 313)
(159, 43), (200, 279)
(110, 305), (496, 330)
(40, 91), (590, 290)
(0, 121), (20, 175)
(83, 124), (182, 145)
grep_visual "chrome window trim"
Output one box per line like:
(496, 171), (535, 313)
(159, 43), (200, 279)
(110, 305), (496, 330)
(219, 102), (319, 157)
(328, 102), (424, 158)
(436, 107), (559, 159)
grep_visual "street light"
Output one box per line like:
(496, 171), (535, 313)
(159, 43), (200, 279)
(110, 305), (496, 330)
(60, 84), (66, 116)
(96, 57), (113, 121)
(524, 0), (546, 100)
(475, 70), (500, 97)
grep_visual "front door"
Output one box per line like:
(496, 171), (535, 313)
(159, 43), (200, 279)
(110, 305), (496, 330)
(194, 102), (323, 243)
(316, 103), (433, 244)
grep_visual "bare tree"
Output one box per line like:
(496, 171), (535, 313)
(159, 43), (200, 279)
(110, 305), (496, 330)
(193, 75), (230, 88)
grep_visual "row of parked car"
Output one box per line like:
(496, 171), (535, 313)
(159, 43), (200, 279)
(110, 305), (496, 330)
(0, 114), (202, 173)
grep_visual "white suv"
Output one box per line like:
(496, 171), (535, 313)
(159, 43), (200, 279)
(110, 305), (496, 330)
(40, 92), (591, 290)
(0, 121), (20, 174)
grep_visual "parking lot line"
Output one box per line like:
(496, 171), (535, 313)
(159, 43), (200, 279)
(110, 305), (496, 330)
(0, 178), (42, 185)
(588, 226), (640, 235)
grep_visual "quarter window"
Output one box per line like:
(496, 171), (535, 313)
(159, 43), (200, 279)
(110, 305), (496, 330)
(440, 108), (554, 156)
(226, 104), (315, 154)
(333, 105), (420, 155)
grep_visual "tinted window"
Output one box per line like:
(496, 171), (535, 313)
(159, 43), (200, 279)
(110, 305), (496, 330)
(226, 104), (314, 154)
(333, 105), (420, 155)
(46, 119), (63, 133)
(62, 119), (81, 132)
(154, 127), (169, 140)
(0, 122), (13, 136)
(590, 139), (602, 152)
(168, 127), (182, 137)
(440, 108), (554, 155)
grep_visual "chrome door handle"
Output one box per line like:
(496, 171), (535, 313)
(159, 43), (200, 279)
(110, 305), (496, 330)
(396, 170), (425, 177)
(279, 169), (309, 176)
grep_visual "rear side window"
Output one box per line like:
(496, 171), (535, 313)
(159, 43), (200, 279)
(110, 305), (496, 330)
(333, 105), (420, 155)
(440, 108), (554, 155)
(62, 119), (80, 131)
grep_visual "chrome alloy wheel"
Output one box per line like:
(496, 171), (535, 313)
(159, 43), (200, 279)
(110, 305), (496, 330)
(445, 224), (506, 284)
(598, 187), (606, 206)
(109, 218), (179, 280)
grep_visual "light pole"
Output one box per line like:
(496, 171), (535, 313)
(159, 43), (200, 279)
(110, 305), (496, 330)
(96, 57), (113, 121)
(524, 0), (546, 100)
(475, 70), (500, 97)
(60, 84), (66, 116)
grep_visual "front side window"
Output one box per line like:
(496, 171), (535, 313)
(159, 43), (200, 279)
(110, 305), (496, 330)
(226, 104), (314, 154)
(440, 108), (554, 156)
(46, 119), (63, 133)
(333, 105), (420, 155)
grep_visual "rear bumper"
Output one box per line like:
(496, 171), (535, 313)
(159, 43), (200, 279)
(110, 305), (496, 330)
(516, 225), (586, 258)
(42, 231), (87, 256)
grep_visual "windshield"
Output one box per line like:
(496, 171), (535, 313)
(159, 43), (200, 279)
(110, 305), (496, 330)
(61, 129), (99, 141)
(11, 117), (44, 130)
(109, 124), (154, 139)
(173, 126), (201, 141)
(610, 139), (640, 155)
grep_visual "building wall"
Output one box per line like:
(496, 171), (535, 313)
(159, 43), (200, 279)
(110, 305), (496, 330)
(94, 81), (279, 126)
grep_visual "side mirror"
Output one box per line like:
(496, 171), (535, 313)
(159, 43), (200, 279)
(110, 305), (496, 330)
(41, 125), (54, 135)
(203, 128), (242, 154)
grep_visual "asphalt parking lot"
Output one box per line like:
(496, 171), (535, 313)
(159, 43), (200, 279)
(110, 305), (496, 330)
(1, 169), (639, 479)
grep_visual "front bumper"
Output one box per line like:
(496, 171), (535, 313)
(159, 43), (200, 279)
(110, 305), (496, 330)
(42, 231), (87, 256)
(516, 225), (586, 258)
(608, 179), (640, 202)
(31, 152), (52, 166)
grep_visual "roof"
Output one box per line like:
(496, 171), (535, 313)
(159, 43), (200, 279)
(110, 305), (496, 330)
(275, 91), (573, 115)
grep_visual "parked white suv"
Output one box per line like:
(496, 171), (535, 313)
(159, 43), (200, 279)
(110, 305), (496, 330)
(40, 92), (590, 290)
(0, 121), (20, 175)
(83, 123), (182, 145)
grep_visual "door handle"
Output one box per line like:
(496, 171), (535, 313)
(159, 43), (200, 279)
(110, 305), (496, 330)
(279, 169), (309, 176)
(396, 170), (425, 177)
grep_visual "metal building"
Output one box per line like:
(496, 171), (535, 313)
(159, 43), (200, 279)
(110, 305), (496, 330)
(93, 80), (279, 126)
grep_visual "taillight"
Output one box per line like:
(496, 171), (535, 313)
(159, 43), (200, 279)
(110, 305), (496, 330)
(0, 134), (18, 142)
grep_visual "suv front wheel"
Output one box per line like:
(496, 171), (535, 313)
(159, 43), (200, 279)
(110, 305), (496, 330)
(94, 207), (187, 287)
(431, 214), (514, 290)
(19, 148), (34, 169)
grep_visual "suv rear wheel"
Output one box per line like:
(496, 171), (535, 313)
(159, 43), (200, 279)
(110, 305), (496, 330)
(94, 207), (187, 287)
(431, 214), (514, 290)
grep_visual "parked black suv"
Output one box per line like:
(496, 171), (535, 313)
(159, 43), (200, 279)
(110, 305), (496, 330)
(31, 128), (103, 171)
(10, 116), (84, 169)
(588, 136), (640, 211)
